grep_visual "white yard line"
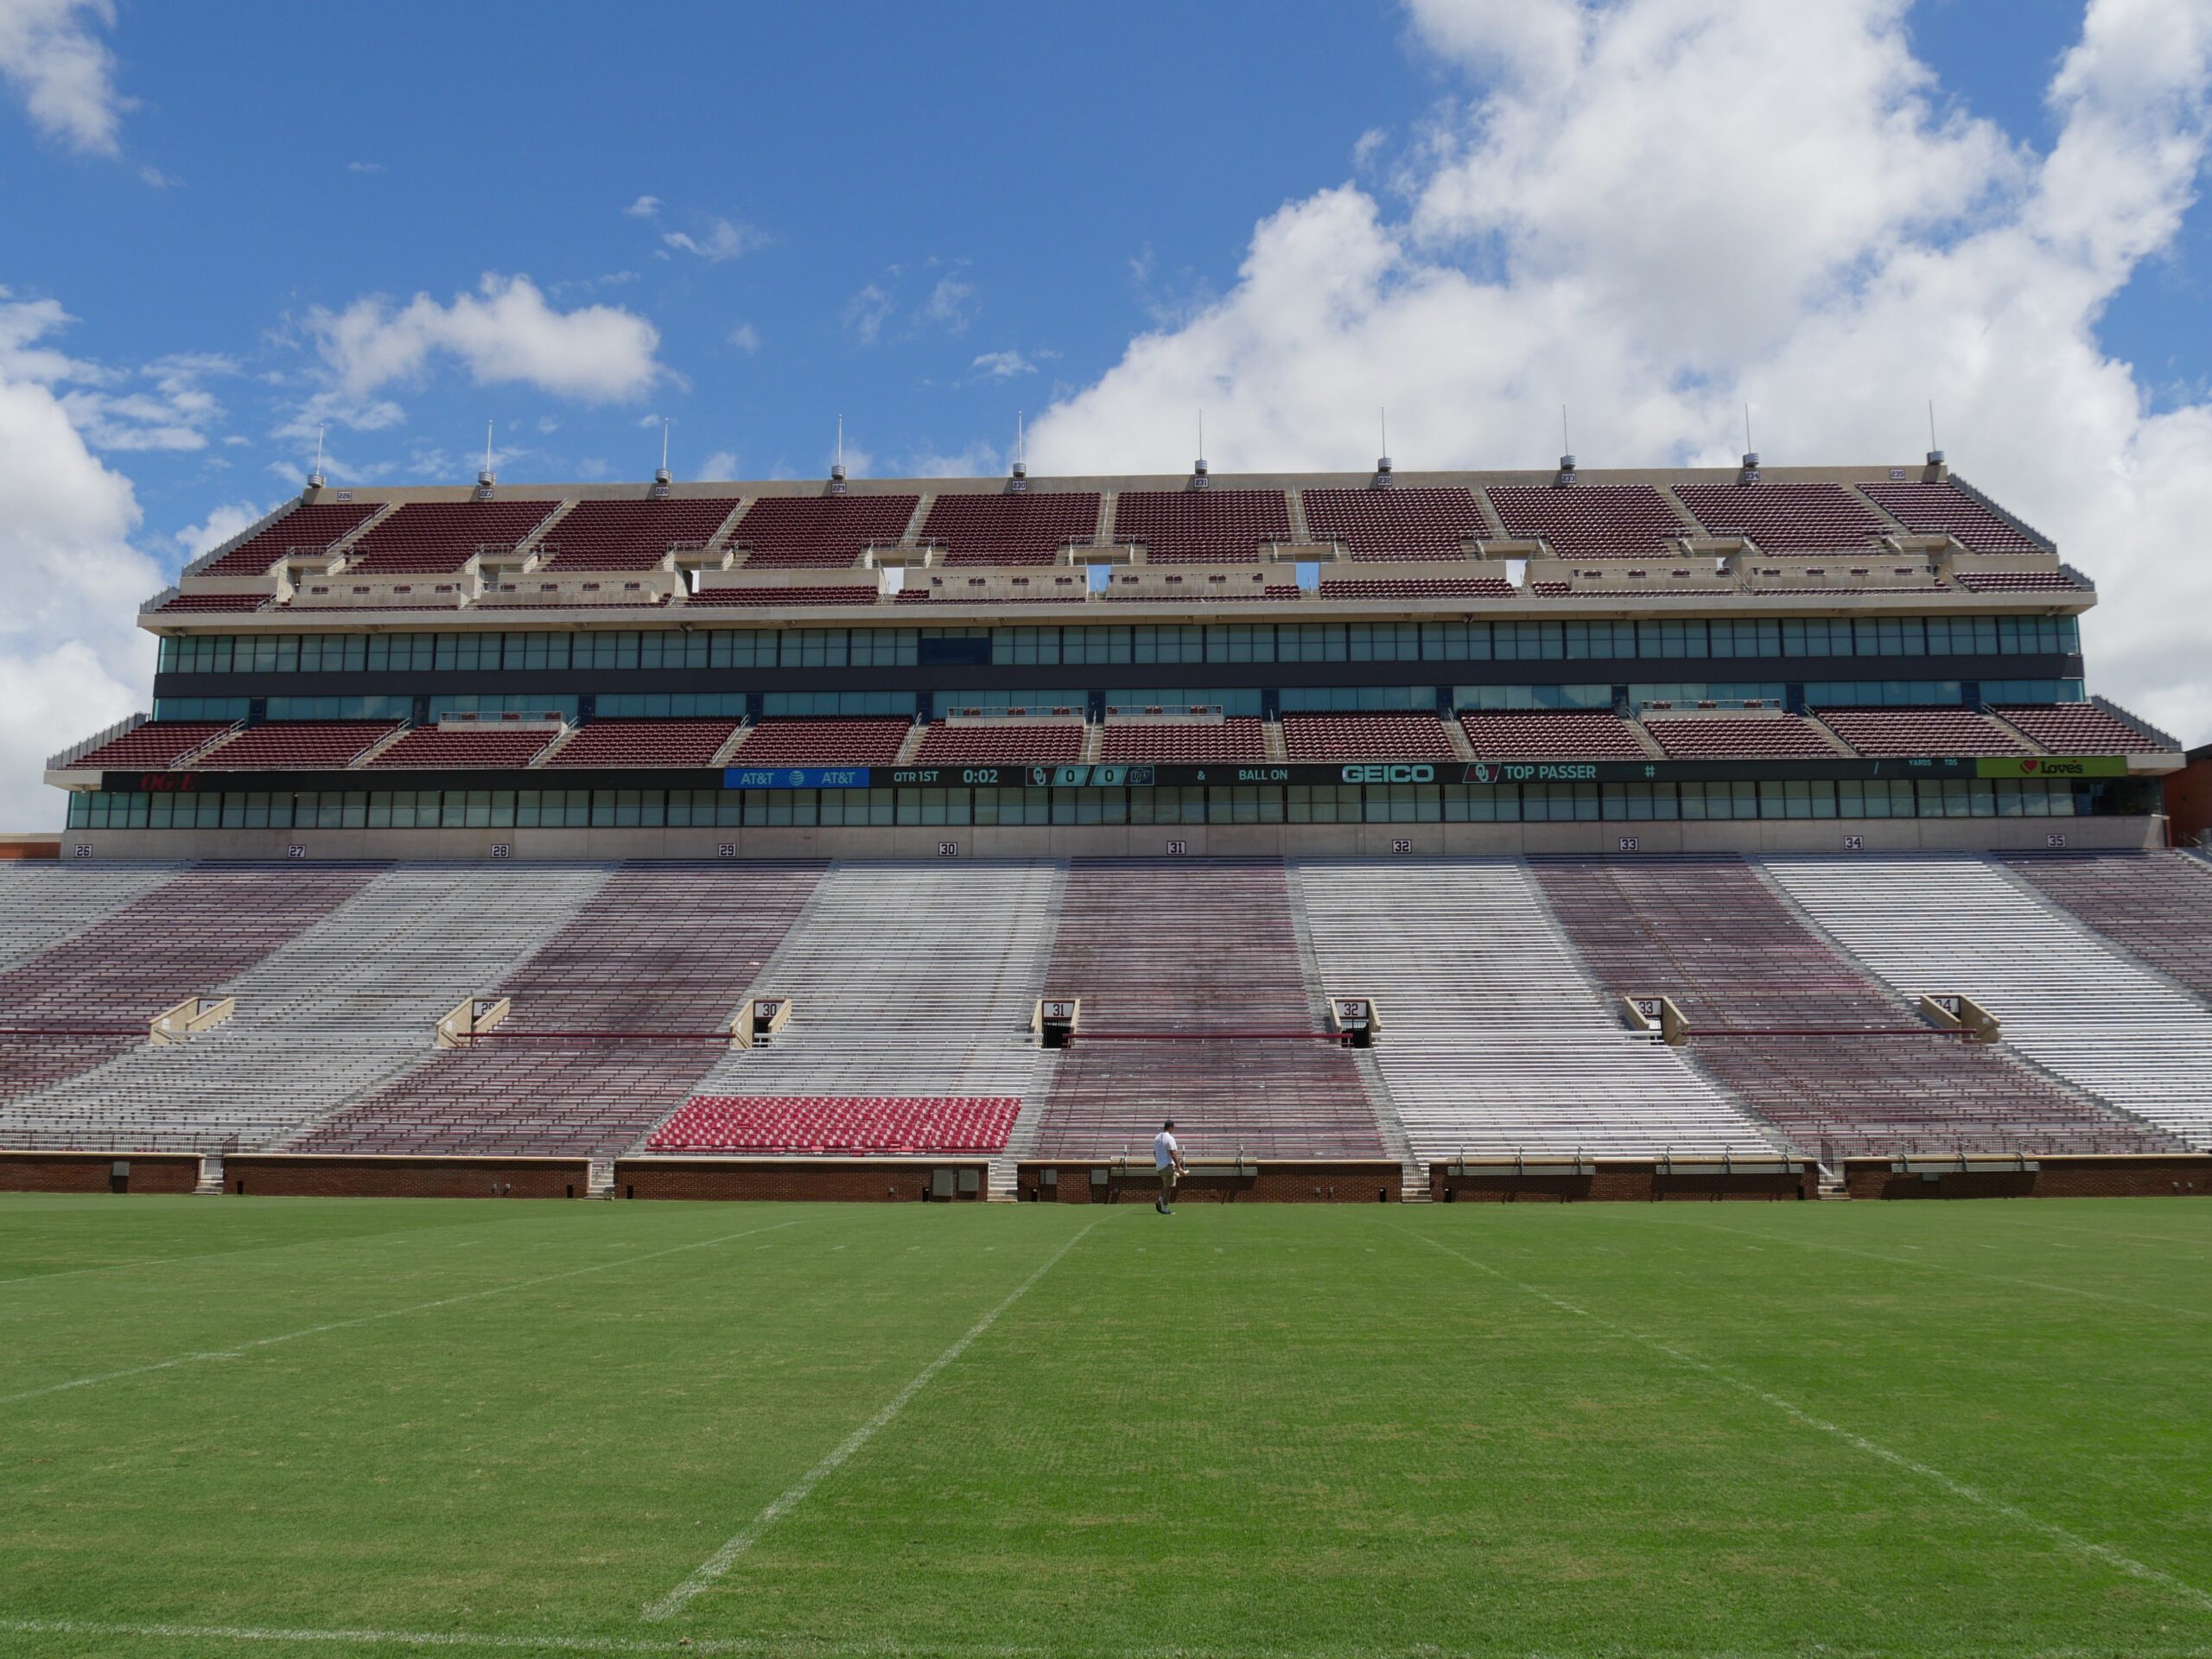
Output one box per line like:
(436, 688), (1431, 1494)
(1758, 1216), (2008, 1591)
(643, 1217), (1102, 1623)
(1398, 1225), (2212, 1615)
(0, 1219), (807, 1409)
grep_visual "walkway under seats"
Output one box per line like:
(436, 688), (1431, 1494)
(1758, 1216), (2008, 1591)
(287, 862), (825, 1157)
(1762, 855), (2212, 1149)
(666, 861), (1064, 1152)
(1531, 857), (2165, 1159)
(0, 864), (381, 1116)
(1031, 859), (1383, 1160)
(1998, 852), (2212, 1007)
(0, 865), (608, 1154)
(1293, 859), (1773, 1162)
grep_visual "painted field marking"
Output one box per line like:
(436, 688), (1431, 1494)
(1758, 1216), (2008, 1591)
(0, 1219), (807, 1409)
(1400, 1226), (2212, 1615)
(644, 1217), (1102, 1622)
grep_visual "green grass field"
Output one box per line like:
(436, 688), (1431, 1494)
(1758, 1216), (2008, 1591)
(1, 1195), (2207, 1659)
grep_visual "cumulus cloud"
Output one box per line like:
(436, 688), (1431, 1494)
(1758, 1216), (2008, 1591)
(174, 499), (270, 559)
(0, 292), (232, 451)
(728, 321), (761, 353)
(661, 216), (769, 263)
(0, 0), (127, 155)
(699, 449), (741, 480)
(303, 273), (665, 404)
(1031, 0), (2212, 743)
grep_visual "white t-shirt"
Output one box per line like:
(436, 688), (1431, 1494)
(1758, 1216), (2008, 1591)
(1153, 1130), (1179, 1169)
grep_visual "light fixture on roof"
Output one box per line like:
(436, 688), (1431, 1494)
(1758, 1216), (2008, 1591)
(307, 423), (327, 492)
(475, 421), (497, 498)
(830, 414), (847, 493)
(1010, 410), (1027, 490)
(652, 417), (673, 498)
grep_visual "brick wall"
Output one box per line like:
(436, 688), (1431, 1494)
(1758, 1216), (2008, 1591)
(615, 1157), (988, 1202)
(0, 1150), (200, 1193)
(1020, 1160), (1402, 1204)
(1431, 1161), (1817, 1203)
(1843, 1154), (2212, 1200)
(225, 1154), (590, 1198)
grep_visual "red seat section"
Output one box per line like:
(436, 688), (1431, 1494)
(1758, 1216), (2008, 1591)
(923, 491), (1100, 566)
(1818, 708), (2025, 757)
(367, 727), (563, 770)
(156, 593), (270, 613)
(1111, 488), (1290, 563)
(194, 721), (402, 770)
(1099, 720), (1269, 762)
(341, 500), (561, 575)
(1318, 577), (1515, 599)
(1995, 703), (2165, 753)
(537, 498), (742, 569)
(1484, 485), (1686, 558)
(1300, 486), (1485, 561)
(71, 722), (233, 771)
(1999, 853), (2212, 1006)
(1643, 716), (1834, 759)
(1858, 480), (2043, 552)
(1033, 859), (1382, 1159)
(547, 720), (738, 768)
(687, 585), (878, 607)
(0, 864), (379, 1109)
(912, 723), (1085, 766)
(1281, 713), (1455, 761)
(291, 862), (824, 1157)
(734, 494), (919, 568)
(728, 719), (912, 767)
(1673, 482), (1885, 550)
(1459, 711), (1645, 760)
(195, 501), (382, 577)
(1954, 569), (2085, 592)
(1533, 857), (2169, 1157)
(649, 1095), (1022, 1154)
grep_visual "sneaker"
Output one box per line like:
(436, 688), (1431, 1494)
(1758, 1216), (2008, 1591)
(1154, 1197), (1166, 1214)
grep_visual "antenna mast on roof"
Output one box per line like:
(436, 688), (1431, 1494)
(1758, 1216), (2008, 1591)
(652, 416), (673, 494)
(1558, 404), (1575, 480)
(1926, 398), (1944, 467)
(477, 420), (496, 493)
(1374, 406), (1393, 484)
(308, 423), (326, 490)
(1193, 410), (1207, 482)
(830, 414), (846, 491)
(1739, 403), (1758, 477)
(1011, 410), (1027, 486)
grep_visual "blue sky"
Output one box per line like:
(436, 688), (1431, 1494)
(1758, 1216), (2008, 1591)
(1, 0), (2210, 817)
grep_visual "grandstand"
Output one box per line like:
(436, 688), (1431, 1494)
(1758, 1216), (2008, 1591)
(13, 458), (2209, 1201)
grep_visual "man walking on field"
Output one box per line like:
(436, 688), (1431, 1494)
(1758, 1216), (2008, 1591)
(1154, 1119), (1185, 1214)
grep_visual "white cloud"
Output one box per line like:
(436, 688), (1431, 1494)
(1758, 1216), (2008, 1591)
(346, 160), (383, 175)
(919, 276), (977, 334)
(303, 273), (665, 404)
(624, 194), (662, 219)
(728, 321), (761, 353)
(0, 0), (127, 156)
(1033, 0), (2212, 745)
(970, 349), (1034, 380)
(661, 216), (769, 263)
(174, 499), (269, 559)
(843, 283), (893, 345)
(0, 292), (231, 451)
(0, 293), (165, 823)
(699, 449), (741, 479)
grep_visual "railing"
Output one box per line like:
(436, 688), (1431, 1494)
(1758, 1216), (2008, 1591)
(47, 711), (148, 772)
(2093, 694), (2180, 752)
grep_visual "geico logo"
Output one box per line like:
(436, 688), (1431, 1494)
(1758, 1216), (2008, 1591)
(1340, 764), (1435, 783)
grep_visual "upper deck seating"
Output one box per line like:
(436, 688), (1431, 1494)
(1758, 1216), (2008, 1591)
(196, 501), (381, 577)
(367, 726), (563, 769)
(1459, 711), (1646, 760)
(1994, 703), (2164, 753)
(923, 491), (1101, 566)
(1858, 480), (2044, 552)
(1533, 857), (2166, 1158)
(156, 593), (270, 613)
(0, 864), (381, 1116)
(1484, 484), (1687, 558)
(71, 722), (233, 771)
(734, 494), (919, 569)
(727, 719), (912, 767)
(1300, 486), (1485, 561)
(545, 719), (739, 768)
(1293, 858), (1771, 1160)
(1099, 719), (1269, 762)
(1673, 481), (1886, 550)
(1318, 577), (1516, 599)
(289, 862), (826, 1156)
(650, 1095), (1022, 1155)
(687, 585), (877, 607)
(194, 721), (402, 770)
(536, 498), (742, 569)
(1998, 852), (2212, 1007)
(341, 500), (560, 575)
(1763, 855), (2212, 1148)
(912, 722), (1085, 766)
(1281, 713), (1457, 761)
(1111, 488), (1291, 563)
(1818, 707), (2025, 757)
(1955, 569), (2085, 592)
(1033, 859), (1382, 1159)
(1643, 715), (1834, 759)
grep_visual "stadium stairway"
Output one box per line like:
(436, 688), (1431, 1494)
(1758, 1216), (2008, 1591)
(0, 863), (612, 1154)
(646, 859), (1066, 1191)
(1761, 855), (2212, 1149)
(1291, 857), (1782, 1164)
